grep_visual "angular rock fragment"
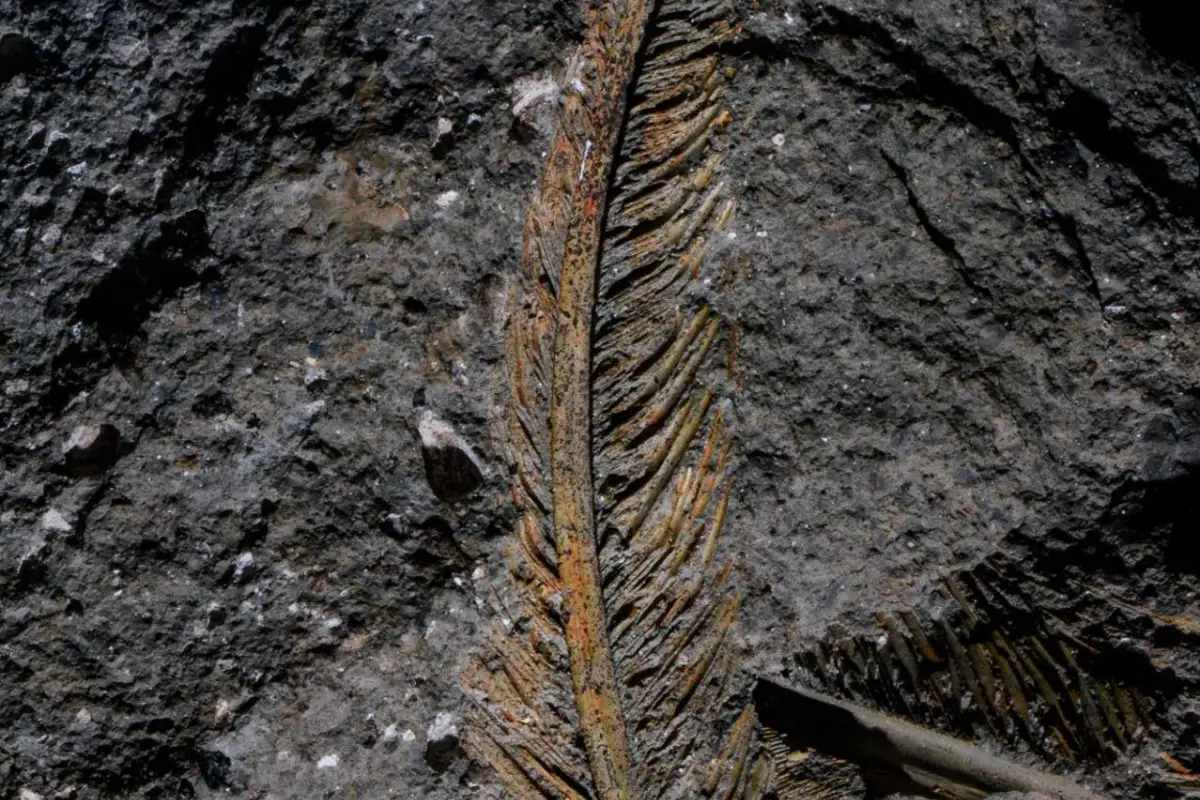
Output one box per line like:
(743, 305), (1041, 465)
(431, 116), (455, 159)
(62, 423), (121, 478)
(40, 508), (72, 533)
(416, 408), (485, 501)
(16, 540), (47, 586)
(423, 711), (461, 772)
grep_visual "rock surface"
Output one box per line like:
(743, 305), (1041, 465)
(1, 0), (1198, 797)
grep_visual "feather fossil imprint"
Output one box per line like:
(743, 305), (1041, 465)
(462, 0), (764, 797)
(795, 558), (1158, 770)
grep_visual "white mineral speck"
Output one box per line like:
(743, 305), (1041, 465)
(435, 190), (460, 208)
(4, 378), (29, 396)
(41, 509), (73, 533)
(426, 711), (459, 743)
(771, 133), (785, 147)
(233, 551), (254, 579)
(302, 356), (327, 386)
(317, 753), (339, 770)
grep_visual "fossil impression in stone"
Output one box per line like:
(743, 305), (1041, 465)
(796, 558), (1156, 768)
(755, 554), (1168, 798)
(460, 0), (765, 797)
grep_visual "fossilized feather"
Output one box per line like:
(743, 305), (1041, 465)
(795, 557), (1156, 769)
(755, 555), (1165, 798)
(462, 0), (761, 798)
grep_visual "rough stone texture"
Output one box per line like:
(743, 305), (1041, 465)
(731, 0), (1200, 629)
(1, 1), (567, 796)
(2, 0), (1198, 798)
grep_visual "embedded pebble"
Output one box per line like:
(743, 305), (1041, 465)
(423, 711), (461, 772)
(233, 551), (255, 582)
(417, 407), (486, 501)
(62, 423), (121, 478)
